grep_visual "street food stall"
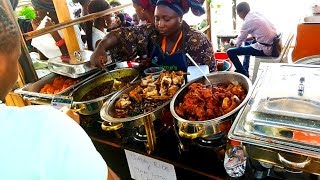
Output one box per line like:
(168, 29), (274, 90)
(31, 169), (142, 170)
(7, 0), (237, 179)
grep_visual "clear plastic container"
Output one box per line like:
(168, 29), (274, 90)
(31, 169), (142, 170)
(224, 140), (247, 177)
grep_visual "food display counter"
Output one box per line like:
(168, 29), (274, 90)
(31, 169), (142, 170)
(15, 60), (320, 179)
(79, 71), (254, 179)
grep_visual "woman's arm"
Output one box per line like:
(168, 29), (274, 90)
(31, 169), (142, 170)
(90, 33), (120, 68)
(45, 19), (69, 56)
(90, 25), (155, 68)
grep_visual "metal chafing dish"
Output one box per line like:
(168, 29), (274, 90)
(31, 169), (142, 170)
(294, 55), (320, 65)
(70, 68), (139, 115)
(170, 72), (252, 140)
(14, 72), (99, 103)
(229, 64), (320, 175)
(100, 80), (177, 154)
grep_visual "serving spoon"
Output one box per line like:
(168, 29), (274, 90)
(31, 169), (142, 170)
(186, 53), (213, 87)
(102, 65), (123, 89)
(98, 54), (123, 89)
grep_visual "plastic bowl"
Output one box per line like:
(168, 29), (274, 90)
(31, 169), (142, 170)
(217, 60), (231, 71)
(144, 67), (165, 78)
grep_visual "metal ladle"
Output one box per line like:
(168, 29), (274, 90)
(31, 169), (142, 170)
(186, 53), (212, 87)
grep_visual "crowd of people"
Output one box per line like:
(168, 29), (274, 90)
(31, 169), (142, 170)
(15, 0), (280, 75)
(0, 0), (282, 179)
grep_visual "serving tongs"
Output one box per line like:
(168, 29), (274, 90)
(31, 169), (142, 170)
(186, 53), (212, 87)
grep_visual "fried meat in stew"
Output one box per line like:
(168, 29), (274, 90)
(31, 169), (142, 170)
(175, 83), (247, 121)
(114, 71), (184, 118)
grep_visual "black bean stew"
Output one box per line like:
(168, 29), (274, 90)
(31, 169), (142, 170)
(80, 76), (135, 101)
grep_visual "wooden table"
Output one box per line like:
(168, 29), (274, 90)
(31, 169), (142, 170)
(84, 120), (228, 180)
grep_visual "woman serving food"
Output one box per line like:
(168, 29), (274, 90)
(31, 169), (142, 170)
(90, 0), (216, 72)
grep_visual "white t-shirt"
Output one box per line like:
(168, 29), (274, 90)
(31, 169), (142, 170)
(0, 105), (107, 180)
(92, 27), (107, 50)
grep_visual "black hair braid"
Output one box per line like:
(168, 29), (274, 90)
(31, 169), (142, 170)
(0, 6), (20, 54)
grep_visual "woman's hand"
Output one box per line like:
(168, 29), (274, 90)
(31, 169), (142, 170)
(90, 46), (108, 68)
(90, 33), (120, 68)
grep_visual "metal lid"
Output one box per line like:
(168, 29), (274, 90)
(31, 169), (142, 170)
(294, 55), (320, 65)
(47, 50), (101, 78)
(229, 64), (320, 158)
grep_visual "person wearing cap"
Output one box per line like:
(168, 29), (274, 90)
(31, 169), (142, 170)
(90, 0), (215, 72)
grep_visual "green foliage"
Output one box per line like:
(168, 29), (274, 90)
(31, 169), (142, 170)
(108, 0), (120, 4)
(193, 19), (208, 30)
(18, 6), (36, 20)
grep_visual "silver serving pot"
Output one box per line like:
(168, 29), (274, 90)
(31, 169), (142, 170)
(100, 80), (176, 154)
(170, 72), (252, 139)
(70, 68), (139, 115)
(100, 80), (172, 126)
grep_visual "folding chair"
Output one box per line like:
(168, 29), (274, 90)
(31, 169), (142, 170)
(251, 33), (295, 82)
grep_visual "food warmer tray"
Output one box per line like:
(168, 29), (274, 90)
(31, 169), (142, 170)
(14, 70), (102, 101)
(47, 50), (114, 78)
(229, 64), (320, 174)
(294, 55), (320, 65)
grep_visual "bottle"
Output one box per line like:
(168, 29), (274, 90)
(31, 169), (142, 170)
(224, 140), (247, 178)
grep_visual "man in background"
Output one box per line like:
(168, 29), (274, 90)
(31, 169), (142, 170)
(227, 2), (278, 77)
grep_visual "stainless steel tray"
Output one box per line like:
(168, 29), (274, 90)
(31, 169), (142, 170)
(48, 59), (95, 79)
(47, 50), (106, 78)
(229, 64), (320, 159)
(255, 97), (320, 121)
(294, 55), (320, 65)
(14, 71), (102, 101)
(245, 144), (320, 175)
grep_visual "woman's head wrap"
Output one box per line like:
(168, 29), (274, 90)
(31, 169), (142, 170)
(31, 0), (56, 12)
(132, 0), (157, 13)
(156, 0), (205, 16)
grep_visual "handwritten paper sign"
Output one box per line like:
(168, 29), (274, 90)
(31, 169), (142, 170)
(125, 149), (177, 180)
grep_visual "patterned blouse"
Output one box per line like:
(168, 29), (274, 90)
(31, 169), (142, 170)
(109, 21), (216, 72)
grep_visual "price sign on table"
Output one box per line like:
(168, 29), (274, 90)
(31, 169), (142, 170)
(125, 150), (177, 180)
